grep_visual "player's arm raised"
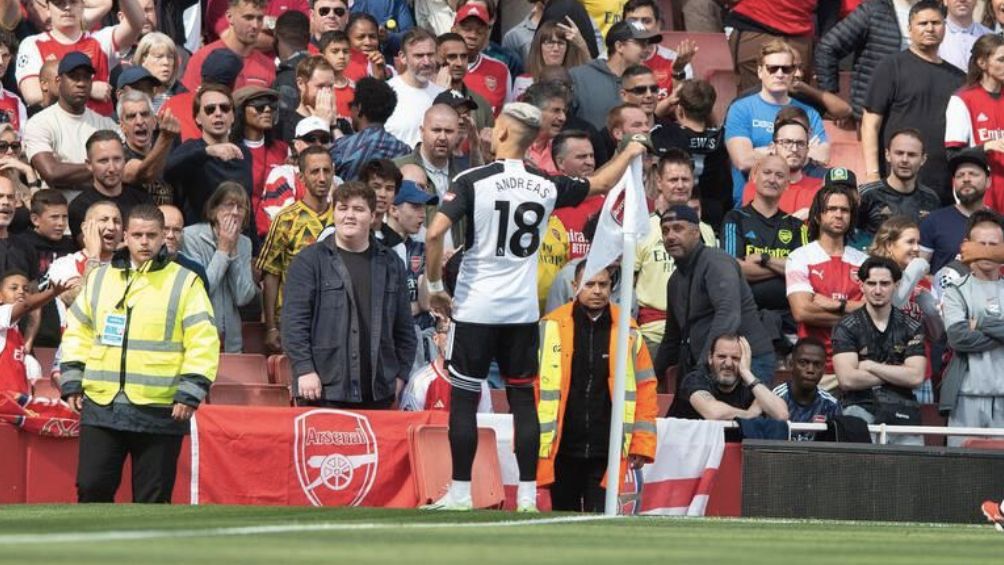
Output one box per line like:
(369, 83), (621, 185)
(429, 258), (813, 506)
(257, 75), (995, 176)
(583, 138), (649, 196)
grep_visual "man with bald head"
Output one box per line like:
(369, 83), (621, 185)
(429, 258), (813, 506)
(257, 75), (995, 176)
(394, 103), (465, 201)
(158, 204), (208, 288)
(722, 154), (808, 342)
(423, 101), (649, 511)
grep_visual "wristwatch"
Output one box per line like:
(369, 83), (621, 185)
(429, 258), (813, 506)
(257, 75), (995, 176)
(747, 378), (762, 391)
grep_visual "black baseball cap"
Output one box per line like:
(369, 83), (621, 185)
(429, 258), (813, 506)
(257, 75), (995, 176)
(660, 205), (700, 225)
(58, 51), (96, 76)
(822, 167), (857, 190)
(949, 146), (990, 175)
(606, 20), (662, 46)
(434, 89), (478, 112)
(200, 48), (244, 87)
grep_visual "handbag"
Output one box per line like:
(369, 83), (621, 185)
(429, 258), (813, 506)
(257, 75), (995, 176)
(871, 386), (921, 426)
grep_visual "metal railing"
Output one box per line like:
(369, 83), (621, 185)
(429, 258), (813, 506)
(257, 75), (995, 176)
(721, 421), (1004, 445)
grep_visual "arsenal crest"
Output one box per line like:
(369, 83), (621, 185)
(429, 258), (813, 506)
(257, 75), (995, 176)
(294, 409), (379, 507)
(485, 75), (498, 92)
(778, 229), (792, 244)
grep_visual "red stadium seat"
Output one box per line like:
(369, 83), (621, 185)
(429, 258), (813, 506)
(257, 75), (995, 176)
(33, 347), (56, 377)
(241, 322), (267, 354)
(409, 424), (504, 509)
(216, 353), (269, 385)
(490, 388), (509, 413)
(827, 141), (866, 178)
(823, 120), (859, 144)
(31, 377), (61, 399)
(659, 31), (733, 80)
(961, 439), (1004, 450)
(707, 69), (737, 126)
(656, 393), (674, 416)
(269, 354), (293, 386)
(208, 383), (291, 406)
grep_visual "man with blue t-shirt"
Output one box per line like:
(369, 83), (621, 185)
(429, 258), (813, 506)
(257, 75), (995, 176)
(921, 148), (990, 274)
(772, 337), (841, 441)
(724, 39), (828, 207)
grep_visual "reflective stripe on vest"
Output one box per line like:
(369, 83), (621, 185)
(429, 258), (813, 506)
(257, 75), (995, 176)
(538, 319), (639, 459)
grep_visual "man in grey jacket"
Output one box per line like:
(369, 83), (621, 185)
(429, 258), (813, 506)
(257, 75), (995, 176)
(281, 181), (416, 409)
(654, 205), (776, 386)
(568, 20), (659, 131)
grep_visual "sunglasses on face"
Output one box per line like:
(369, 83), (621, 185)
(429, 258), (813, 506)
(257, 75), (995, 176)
(202, 103), (232, 115)
(247, 98), (278, 112)
(300, 133), (332, 144)
(318, 6), (346, 17)
(764, 64), (795, 75)
(626, 84), (659, 95)
(0, 141), (21, 153)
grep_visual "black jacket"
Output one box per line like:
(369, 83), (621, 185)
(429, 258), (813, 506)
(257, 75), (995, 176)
(655, 244), (773, 378)
(561, 303), (613, 459)
(814, 0), (902, 118)
(281, 235), (417, 403)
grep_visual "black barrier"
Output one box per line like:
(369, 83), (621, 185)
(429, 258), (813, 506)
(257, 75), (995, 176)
(741, 440), (1004, 523)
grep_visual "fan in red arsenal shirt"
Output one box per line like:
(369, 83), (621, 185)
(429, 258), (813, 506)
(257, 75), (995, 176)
(452, 3), (510, 116)
(181, 0), (277, 93)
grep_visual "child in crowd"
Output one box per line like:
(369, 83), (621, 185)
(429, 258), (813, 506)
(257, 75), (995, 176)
(319, 31), (356, 121)
(0, 270), (65, 395)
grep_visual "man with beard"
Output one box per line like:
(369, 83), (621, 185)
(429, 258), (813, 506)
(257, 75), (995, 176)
(49, 201), (122, 309)
(921, 148), (991, 273)
(164, 84), (253, 228)
(771, 337), (841, 440)
(181, 0), (275, 92)
(68, 131), (153, 243)
(740, 118), (822, 220)
(833, 256), (926, 444)
(23, 52), (118, 195)
(861, 0), (964, 202)
(858, 129), (941, 236)
(435, 33), (494, 132)
(385, 28), (445, 146)
(786, 181), (867, 390)
(394, 103), (464, 202)
(257, 146), (334, 353)
(524, 81), (569, 175)
(668, 333), (788, 421)
(118, 91), (180, 206)
(655, 205), (774, 386)
(309, 0), (348, 46)
(276, 56), (338, 144)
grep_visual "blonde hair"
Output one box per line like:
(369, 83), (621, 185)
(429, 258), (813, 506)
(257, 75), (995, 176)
(758, 39), (796, 66)
(134, 32), (179, 87)
(869, 216), (919, 260)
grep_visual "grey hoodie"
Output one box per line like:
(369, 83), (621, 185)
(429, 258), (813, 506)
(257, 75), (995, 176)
(569, 59), (622, 131)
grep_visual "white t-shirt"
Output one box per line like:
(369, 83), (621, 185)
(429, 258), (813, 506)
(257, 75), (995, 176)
(384, 76), (444, 147)
(23, 104), (119, 165)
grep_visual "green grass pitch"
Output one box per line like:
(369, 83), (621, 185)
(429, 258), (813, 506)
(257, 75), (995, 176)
(0, 505), (999, 564)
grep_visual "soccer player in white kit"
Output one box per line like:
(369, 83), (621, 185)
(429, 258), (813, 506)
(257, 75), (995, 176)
(424, 102), (648, 510)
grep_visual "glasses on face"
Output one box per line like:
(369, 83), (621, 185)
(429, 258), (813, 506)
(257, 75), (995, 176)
(318, 6), (346, 17)
(764, 64), (795, 76)
(247, 98), (277, 113)
(0, 141), (21, 154)
(542, 38), (567, 48)
(626, 84), (659, 95)
(220, 200), (247, 212)
(775, 138), (807, 149)
(202, 103), (232, 115)
(300, 133), (332, 145)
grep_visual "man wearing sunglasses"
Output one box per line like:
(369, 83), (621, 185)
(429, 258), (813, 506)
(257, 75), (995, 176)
(309, 0), (348, 46)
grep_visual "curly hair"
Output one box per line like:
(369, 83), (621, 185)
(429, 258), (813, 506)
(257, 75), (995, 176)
(352, 77), (398, 124)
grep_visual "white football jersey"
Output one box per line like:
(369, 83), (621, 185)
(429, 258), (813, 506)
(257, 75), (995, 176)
(439, 159), (590, 324)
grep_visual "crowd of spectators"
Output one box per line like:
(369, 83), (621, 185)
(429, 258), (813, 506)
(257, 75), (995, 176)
(0, 0), (1002, 507)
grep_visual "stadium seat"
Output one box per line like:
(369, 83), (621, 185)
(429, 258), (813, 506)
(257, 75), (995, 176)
(409, 424), (505, 509)
(216, 353), (269, 385)
(961, 439), (1004, 450)
(656, 393), (674, 416)
(490, 389), (509, 413)
(33, 347), (56, 377)
(659, 32), (733, 80)
(823, 120), (859, 144)
(241, 322), (267, 354)
(828, 141), (865, 178)
(707, 69), (737, 126)
(207, 383), (291, 406)
(30, 377), (60, 399)
(269, 354), (294, 386)
(920, 404), (947, 447)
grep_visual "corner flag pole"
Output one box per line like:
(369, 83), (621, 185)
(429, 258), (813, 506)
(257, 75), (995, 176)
(604, 156), (643, 516)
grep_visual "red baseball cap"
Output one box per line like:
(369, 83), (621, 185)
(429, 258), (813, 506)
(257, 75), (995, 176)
(454, 3), (490, 26)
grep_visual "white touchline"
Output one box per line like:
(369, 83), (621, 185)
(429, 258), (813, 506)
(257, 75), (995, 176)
(0, 515), (621, 545)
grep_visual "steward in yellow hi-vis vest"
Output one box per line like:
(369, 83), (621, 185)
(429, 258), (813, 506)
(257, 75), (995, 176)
(535, 266), (658, 512)
(59, 203), (219, 503)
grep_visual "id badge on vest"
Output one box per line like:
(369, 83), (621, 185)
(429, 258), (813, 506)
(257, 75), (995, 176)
(101, 314), (127, 347)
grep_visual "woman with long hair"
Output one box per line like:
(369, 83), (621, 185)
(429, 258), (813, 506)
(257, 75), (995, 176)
(181, 182), (257, 353)
(946, 33), (1004, 210)
(133, 32), (185, 113)
(510, 19), (588, 101)
(231, 86), (288, 232)
(869, 215), (942, 403)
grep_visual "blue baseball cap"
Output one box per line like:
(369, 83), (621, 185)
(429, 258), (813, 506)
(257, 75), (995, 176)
(57, 51), (96, 76)
(394, 181), (438, 206)
(200, 48), (243, 86)
(116, 66), (161, 90)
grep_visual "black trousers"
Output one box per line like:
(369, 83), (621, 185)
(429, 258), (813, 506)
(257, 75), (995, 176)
(550, 453), (608, 513)
(77, 425), (185, 503)
(299, 397), (395, 410)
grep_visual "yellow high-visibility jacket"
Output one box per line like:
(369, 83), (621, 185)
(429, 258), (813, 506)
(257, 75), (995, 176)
(536, 302), (658, 488)
(60, 251), (219, 407)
